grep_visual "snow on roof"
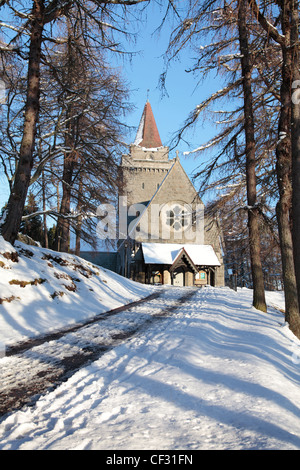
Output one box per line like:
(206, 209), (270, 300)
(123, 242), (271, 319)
(142, 243), (221, 266)
(134, 110), (145, 146)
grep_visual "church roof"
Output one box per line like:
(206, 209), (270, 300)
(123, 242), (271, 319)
(141, 243), (221, 267)
(134, 101), (163, 148)
(170, 247), (199, 273)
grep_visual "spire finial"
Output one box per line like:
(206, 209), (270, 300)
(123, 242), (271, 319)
(147, 89), (150, 101)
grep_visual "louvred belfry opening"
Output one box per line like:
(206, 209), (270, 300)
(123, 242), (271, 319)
(134, 101), (163, 148)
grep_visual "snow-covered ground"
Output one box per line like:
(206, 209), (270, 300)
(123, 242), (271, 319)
(1, 236), (300, 450)
(0, 236), (155, 348)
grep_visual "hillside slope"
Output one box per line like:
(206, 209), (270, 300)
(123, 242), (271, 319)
(0, 236), (154, 348)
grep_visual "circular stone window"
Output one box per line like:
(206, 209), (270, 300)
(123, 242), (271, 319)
(160, 202), (192, 233)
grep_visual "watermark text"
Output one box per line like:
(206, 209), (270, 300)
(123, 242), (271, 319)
(96, 197), (204, 243)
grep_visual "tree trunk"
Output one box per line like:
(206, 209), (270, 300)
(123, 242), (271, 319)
(1, 0), (44, 245)
(246, 0), (300, 335)
(75, 175), (83, 256)
(238, 0), (267, 312)
(42, 170), (48, 249)
(54, 24), (77, 253)
(291, 0), (300, 311)
(276, 0), (300, 337)
(75, 216), (82, 256)
(55, 149), (75, 253)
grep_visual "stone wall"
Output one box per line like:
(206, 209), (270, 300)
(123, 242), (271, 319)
(119, 146), (225, 287)
(121, 150), (173, 207)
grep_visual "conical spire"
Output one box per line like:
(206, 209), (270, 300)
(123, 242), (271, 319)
(134, 101), (163, 148)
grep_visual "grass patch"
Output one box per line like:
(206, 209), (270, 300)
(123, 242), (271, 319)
(0, 261), (10, 269)
(9, 278), (46, 288)
(42, 253), (94, 278)
(2, 252), (19, 262)
(0, 295), (20, 304)
(50, 291), (65, 299)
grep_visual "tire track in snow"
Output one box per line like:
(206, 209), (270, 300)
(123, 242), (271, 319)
(0, 287), (198, 419)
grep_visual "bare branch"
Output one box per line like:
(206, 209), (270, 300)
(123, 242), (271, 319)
(247, 0), (285, 45)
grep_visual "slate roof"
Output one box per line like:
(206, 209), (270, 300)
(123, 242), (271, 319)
(134, 101), (163, 148)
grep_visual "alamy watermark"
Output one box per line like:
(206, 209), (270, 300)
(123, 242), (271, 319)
(96, 197), (205, 243)
(292, 80), (300, 105)
(0, 80), (5, 105)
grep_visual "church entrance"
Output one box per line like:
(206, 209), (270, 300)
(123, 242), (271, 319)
(170, 249), (198, 287)
(172, 268), (185, 286)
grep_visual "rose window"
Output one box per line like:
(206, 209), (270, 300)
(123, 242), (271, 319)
(166, 205), (188, 231)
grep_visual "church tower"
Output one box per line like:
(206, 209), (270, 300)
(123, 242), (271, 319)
(118, 101), (225, 287)
(121, 101), (173, 207)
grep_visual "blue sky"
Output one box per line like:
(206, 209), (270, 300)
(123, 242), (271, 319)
(0, 1), (223, 211)
(121, 2), (219, 181)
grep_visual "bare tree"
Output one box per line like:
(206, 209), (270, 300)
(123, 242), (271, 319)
(161, 0), (269, 310)
(247, 0), (300, 337)
(0, 0), (150, 246)
(290, 0), (300, 315)
(237, 0), (266, 311)
(29, 30), (131, 253)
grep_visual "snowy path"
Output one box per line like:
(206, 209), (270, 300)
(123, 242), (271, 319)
(0, 287), (196, 418)
(1, 286), (300, 450)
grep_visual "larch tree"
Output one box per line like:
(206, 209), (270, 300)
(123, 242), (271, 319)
(246, 0), (300, 337)
(237, 0), (266, 311)
(163, 0), (300, 335)
(290, 0), (300, 312)
(43, 26), (130, 252)
(161, 0), (268, 311)
(0, 0), (150, 246)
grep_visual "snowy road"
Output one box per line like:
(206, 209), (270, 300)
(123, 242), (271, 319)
(1, 285), (300, 450)
(0, 287), (197, 418)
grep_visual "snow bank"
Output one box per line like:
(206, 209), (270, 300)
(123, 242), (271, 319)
(0, 236), (154, 347)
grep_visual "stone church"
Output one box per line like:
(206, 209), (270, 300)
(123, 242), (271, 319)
(117, 101), (224, 287)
